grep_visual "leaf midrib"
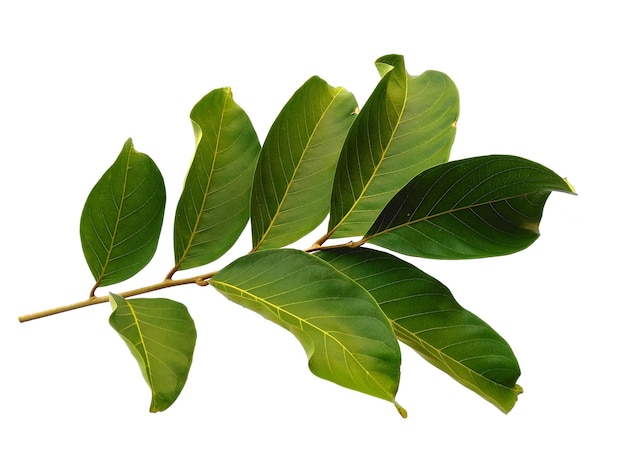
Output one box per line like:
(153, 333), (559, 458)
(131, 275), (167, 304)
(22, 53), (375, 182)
(175, 94), (228, 270)
(210, 278), (395, 401)
(253, 88), (344, 251)
(125, 301), (155, 397)
(329, 73), (408, 236)
(364, 190), (547, 242)
(95, 148), (133, 288)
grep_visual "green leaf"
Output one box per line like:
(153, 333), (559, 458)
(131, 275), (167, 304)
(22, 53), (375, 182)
(210, 249), (405, 415)
(316, 248), (522, 413)
(364, 155), (576, 259)
(251, 76), (357, 250)
(328, 54), (459, 238)
(109, 293), (197, 412)
(172, 88), (261, 272)
(80, 139), (166, 292)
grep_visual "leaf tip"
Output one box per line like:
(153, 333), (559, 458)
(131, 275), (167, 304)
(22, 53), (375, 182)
(563, 177), (577, 195)
(149, 400), (168, 413)
(394, 401), (408, 418)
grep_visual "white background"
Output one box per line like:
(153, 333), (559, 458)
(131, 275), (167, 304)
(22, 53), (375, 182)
(1, 1), (623, 468)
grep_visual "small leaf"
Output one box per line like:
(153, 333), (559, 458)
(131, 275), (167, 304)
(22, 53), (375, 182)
(210, 249), (403, 412)
(109, 294), (197, 412)
(80, 139), (166, 292)
(316, 248), (522, 413)
(251, 76), (357, 250)
(364, 155), (576, 259)
(172, 88), (261, 272)
(328, 54), (459, 238)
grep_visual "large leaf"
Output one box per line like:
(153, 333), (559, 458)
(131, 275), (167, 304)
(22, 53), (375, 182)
(80, 139), (165, 293)
(316, 248), (522, 413)
(109, 294), (197, 412)
(172, 88), (261, 272)
(251, 76), (357, 250)
(364, 155), (576, 259)
(210, 249), (405, 415)
(327, 54), (459, 238)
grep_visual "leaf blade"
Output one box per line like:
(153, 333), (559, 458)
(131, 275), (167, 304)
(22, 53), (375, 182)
(173, 88), (261, 271)
(316, 248), (522, 413)
(210, 249), (403, 411)
(251, 77), (357, 250)
(365, 155), (576, 259)
(80, 139), (166, 290)
(328, 54), (459, 238)
(109, 294), (197, 412)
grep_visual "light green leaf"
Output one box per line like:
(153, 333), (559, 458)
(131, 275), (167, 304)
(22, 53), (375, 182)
(172, 87), (261, 272)
(210, 249), (405, 415)
(328, 54), (459, 238)
(316, 248), (522, 413)
(109, 293), (197, 412)
(251, 76), (357, 250)
(364, 155), (576, 259)
(80, 139), (165, 293)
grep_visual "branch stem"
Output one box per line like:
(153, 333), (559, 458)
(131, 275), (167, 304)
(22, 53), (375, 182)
(18, 272), (215, 323)
(18, 237), (363, 323)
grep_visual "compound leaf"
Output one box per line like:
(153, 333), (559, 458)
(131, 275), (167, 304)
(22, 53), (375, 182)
(364, 155), (576, 259)
(109, 294), (197, 412)
(316, 248), (522, 413)
(172, 88), (261, 272)
(328, 54), (459, 238)
(210, 249), (405, 415)
(251, 76), (357, 250)
(80, 139), (165, 292)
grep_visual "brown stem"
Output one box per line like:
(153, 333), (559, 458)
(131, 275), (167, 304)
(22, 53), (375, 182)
(18, 234), (364, 323)
(18, 272), (215, 323)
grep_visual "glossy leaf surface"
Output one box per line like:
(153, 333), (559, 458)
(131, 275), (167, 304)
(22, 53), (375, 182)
(80, 139), (165, 290)
(251, 76), (357, 250)
(365, 155), (576, 259)
(328, 54), (459, 238)
(316, 248), (522, 413)
(173, 88), (261, 271)
(210, 249), (404, 413)
(109, 294), (197, 412)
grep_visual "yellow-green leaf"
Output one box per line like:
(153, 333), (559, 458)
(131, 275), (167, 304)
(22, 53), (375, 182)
(316, 248), (522, 413)
(109, 294), (197, 412)
(210, 249), (405, 415)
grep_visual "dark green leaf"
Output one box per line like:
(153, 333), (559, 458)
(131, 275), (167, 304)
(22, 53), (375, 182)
(316, 248), (522, 413)
(80, 139), (165, 292)
(172, 88), (261, 272)
(328, 54), (459, 238)
(109, 294), (197, 412)
(364, 155), (576, 259)
(210, 249), (405, 415)
(251, 76), (357, 250)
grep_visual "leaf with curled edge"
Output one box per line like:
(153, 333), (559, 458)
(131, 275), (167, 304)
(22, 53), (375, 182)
(364, 155), (576, 259)
(210, 249), (406, 416)
(316, 247), (523, 413)
(327, 54), (459, 238)
(109, 294), (197, 412)
(172, 87), (261, 272)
